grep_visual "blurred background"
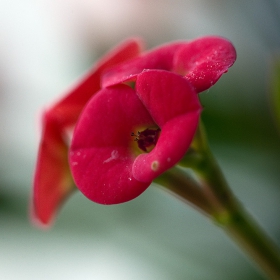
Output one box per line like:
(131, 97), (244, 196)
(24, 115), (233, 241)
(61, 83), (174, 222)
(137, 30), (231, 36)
(1, 0), (280, 279)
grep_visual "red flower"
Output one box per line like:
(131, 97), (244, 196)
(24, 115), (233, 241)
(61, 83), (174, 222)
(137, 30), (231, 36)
(70, 70), (201, 204)
(32, 36), (236, 225)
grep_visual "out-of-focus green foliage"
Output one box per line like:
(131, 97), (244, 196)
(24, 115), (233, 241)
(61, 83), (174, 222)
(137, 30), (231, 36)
(270, 56), (280, 135)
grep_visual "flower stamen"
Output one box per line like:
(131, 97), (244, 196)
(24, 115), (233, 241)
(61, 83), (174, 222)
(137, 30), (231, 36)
(131, 128), (161, 152)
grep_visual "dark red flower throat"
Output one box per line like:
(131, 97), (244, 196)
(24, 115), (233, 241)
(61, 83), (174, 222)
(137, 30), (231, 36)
(131, 128), (161, 152)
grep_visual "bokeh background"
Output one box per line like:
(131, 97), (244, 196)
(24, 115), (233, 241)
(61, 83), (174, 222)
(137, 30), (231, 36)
(1, 0), (280, 279)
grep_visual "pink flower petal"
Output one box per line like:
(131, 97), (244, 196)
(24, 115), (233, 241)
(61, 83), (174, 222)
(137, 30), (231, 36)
(49, 37), (144, 128)
(70, 85), (154, 204)
(102, 42), (185, 87)
(173, 36), (237, 92)
(32, 38), (143, 225)
(133, 70), (201, 182)
(32, 113), (75, 226)
(103, 36), (236, 93)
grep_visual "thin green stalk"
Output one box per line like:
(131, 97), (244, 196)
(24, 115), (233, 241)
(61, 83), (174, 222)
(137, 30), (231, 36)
(161, 155), (280, 278)
(195, 150), (280, 279)
(176, 120), (280, 279)
(154, 167), (213, 217)
(225, 208), (280, 280)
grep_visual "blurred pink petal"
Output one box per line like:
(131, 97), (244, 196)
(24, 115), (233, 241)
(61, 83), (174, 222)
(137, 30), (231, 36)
(32, 38), (143, 225)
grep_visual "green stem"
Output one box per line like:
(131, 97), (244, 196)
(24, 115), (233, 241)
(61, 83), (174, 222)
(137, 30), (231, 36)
(196, 151), (280, 279)
(171, 120), (280, 278)
(154, 167), (213, 217)
(225, 209), (280, 280)
(161, 162), (280, 279)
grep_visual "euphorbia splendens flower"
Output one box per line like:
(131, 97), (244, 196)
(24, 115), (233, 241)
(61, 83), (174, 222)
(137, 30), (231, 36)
(32, 36), (236, 226)
(70, 70), (201, 204)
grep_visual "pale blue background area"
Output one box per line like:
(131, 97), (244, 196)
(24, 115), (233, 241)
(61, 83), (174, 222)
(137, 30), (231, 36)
(1, 1), (280, 279)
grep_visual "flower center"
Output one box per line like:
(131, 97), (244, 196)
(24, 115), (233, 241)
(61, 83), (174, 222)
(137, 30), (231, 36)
(131, 128), (161, 153)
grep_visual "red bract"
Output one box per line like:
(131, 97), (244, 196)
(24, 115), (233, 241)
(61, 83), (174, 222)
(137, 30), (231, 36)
(32, 36), (236, 224)
(70, 70), (201, 204)
(102, 36), (236, 92)
(32, 38), (143, 226)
